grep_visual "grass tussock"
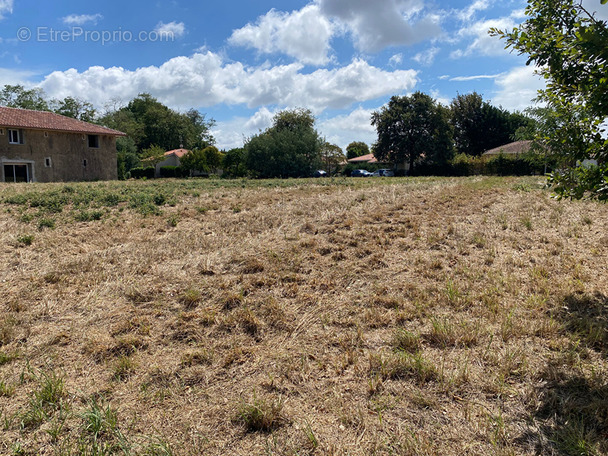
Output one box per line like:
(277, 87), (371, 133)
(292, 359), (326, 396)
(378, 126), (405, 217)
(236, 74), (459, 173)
(0, 176), (607, 455)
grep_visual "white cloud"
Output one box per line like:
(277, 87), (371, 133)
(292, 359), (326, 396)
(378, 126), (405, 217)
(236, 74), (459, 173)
(0, 0), (13, 20)
(154, 21), (186, 39)
(38, 52), (419, 114)
(62, 13), (104, 25)
(0, 67), (37, 86)
(389, 53), (403, 66)
(318, 0), (442, 52)
(451, 16), (515, 58)
(229, 5), (333, 66)
(491, 65), (546, 111)
(450, 73), (502, 81)
(413, 47), (439, 66)
(457, 0), (491, 22)
(318, 106), (377, 150)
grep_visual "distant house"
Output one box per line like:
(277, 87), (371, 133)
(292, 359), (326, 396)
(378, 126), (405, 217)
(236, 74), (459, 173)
(347, 153), (380, 164)
(482, 140), (533, 159)
(0, 106), (125, 183)
(155, 148), (190, 177)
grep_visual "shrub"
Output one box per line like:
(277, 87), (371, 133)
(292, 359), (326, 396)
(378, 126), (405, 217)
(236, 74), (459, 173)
(159, 166), (186, 178)
(130, 167), (156, 179)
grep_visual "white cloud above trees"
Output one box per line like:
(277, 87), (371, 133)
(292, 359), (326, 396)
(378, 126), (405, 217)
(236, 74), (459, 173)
(228, 5), (333, 66)
(39, 52), (418, 114)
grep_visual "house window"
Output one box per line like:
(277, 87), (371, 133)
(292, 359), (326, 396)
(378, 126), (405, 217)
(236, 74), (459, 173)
(3, 164), (30, 183)
(44, 131), (49, 138)
(83, 159), (88, 168)
(88, 135), (99, 148)
(45, 157), (52, 168)
(8, 129), (24, 144)
(0, 128), (4, 135)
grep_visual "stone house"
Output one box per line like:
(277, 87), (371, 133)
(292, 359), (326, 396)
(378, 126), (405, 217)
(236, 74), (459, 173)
(155, 148), (190, 177)
(0, 106), (126, 183)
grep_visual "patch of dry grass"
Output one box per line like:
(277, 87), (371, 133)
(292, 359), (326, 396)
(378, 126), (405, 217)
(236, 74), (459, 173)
(0, 176), (607, 455)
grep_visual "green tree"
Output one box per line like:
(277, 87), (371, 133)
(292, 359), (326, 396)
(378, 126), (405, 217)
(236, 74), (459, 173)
(99, 94), (214, 152)
(0, 85), (50, 111)
(492, 0), (608, 199)
(203, 146), (223, 172)
(371, 92), (453, 173)
(320, 142), (345, 174)
(450, 92), (535, 156)
(53, 96), (96, 122)
(139, 144), (166, 166)
(180, 149), (208, 176)
(346, 141), (370, 160)
(245, 108), (322, 178)
(223, 148), (248, 178)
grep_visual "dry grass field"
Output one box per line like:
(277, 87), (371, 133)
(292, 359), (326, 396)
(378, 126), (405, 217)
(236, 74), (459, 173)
(0, 176), (607, 456)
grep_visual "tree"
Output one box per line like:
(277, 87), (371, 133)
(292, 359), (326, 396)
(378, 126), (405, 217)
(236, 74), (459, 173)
(180, 149), (208, 176)
(450, 92), (535, 156)
(245, 108), (322, 178)
(223, 148), (248, 178)
(99, 93), (215, 152)
(371, 92), (453, 173)
(346, 141), (370, 160)
(53, 96), (96, 122)
(320, 142), (345, 174)
(202, 146), (224, 172)
(139, 144), (167, 166)
(0, 85), (50, 111)
(492, 0), (608, 199)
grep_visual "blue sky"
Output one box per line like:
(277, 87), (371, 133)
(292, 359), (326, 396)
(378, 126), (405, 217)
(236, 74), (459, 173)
(0, 0), (605, 150)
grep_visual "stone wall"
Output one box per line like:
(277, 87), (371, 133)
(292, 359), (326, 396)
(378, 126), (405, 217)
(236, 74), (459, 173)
(0, 127), (118, 182)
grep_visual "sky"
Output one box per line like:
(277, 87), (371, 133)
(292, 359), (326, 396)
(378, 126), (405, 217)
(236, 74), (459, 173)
(0, 0), (606, 150)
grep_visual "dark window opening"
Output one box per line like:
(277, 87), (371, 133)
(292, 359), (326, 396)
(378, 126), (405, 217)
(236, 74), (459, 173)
(83, 159), (88, 168)
(9, 129), (24, 144)
(45, 157), (52, 168)
(88, 135), (99, 148)
(4, 164), (29, 183)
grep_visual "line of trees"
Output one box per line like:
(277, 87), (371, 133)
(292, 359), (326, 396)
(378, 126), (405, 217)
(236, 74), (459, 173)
(371, 91), (536, 174)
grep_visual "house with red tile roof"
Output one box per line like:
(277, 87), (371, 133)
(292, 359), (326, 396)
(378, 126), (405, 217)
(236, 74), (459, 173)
(0, 106), (126, 182)
(155, 148), (190, 177)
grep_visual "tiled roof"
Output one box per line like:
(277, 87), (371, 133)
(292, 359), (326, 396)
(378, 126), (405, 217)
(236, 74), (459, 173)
(483, 140), (532, 156)
(165, 149), (190, 158)
(0, 106), (126, 136)
(348, 153), (379, 164)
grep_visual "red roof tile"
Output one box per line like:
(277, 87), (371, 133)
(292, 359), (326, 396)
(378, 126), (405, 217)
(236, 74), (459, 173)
(165, 149), (190, 158)
(0, 106), (126, 136)
(347, 153), (379, 164)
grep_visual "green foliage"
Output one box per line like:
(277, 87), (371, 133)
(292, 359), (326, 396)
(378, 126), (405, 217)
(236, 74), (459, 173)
(99, 93), (215, 152)
(492, 0), (608, 199)
(129, 167), (156, 180)
(159, 166), (186, 178)
(0, 85), (50, 111)
(372, 92), (453, 173)
(222, 148), (248, 178)
(346, 141), (370, 160)
(320, 141), (345, 174)
(16, 234), (34, 246)
(450, 92), (535, 156)
(140, 144), (167, 166)
(180, 148), (209, 175)
(245, 108), (322, 178)
(52, 96), (96, 122)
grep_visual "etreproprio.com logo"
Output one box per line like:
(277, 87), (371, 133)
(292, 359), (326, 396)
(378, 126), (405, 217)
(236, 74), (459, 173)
(17, 27), (176, 45)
